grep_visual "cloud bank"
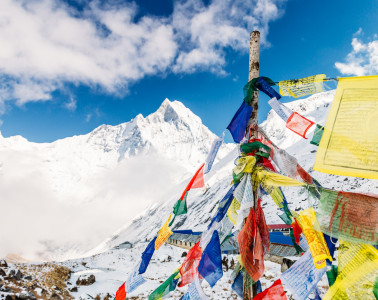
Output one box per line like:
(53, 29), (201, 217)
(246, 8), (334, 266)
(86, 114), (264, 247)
(335, 30), (378, 76)
(0, 0), (285, 108)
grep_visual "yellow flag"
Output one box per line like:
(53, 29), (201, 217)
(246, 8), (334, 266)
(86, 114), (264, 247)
(155, 214), (173, 250)
(278, 74), (326, 98)
(323, 241), (378, 300)
(227, 198), (240, 225)
(314, 75), (378, 179)
(253, 168), (306, 189)
(233, 156), (257, 175)
(297, 207), (332, 269)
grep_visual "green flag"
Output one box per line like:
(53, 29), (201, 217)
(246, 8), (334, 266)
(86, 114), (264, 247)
(148, 270), (180, 300)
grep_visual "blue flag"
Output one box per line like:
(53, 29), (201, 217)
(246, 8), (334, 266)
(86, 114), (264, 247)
(231, 271), (243, 298)
(198, 230), (223, 288)
(208, 185), (236, 228)
(138, 237), (157, 274)
(227, 101), (253, 143)
(257, 77), (281, 99)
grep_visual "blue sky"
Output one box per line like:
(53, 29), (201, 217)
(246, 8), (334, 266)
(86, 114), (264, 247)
(0, 0), (377, 142)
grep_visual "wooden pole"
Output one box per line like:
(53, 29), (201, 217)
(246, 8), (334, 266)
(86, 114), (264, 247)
(243, 30), (260, 300)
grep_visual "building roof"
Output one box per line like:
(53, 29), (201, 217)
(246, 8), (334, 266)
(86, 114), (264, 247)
(269, 232), (294, 246)
(267, 224), (292, 229)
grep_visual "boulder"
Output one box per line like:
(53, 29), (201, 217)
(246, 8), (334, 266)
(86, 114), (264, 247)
(76, 274), (95, 286)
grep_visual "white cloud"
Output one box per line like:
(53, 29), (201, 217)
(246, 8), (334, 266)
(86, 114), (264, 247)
(64, 96), (77, 111)
(0, 0), (285, 108)
(335, 30), (378, 76)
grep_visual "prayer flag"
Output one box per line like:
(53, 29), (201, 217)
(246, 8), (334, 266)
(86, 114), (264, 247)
(286, 112), (315, 139)
(310, 124), (324, 146)
(254, 279), (287, 300)
(278, 74), (326, 98)
(179, 242), (202, 287)
(198, 230), (223, 288)
(227, 198), (240, 225)
(180, 164), (205, 201)
(281, 250), (327, 300)
(115, 282), (126, 300)
(148, 270), (180, 300)
(125, 262), (146, 293)
(237, 208), (264, 281)
(314, 75), (378, 179)
(323, 241), (378, 300)
(256, 198), (270, 255)
(268, 97), (294, 122)
(204, 133), (224, 174)
(297, 208), (332, 269)
(155, 214), (173, 250)
(227, 101), (253, 143)
(139, 237), (157, 274)
(181, 278), (209, 300)
(316, 189), (377, 244)
(231, 271), (243, 298)
(256, 77), (281, 99)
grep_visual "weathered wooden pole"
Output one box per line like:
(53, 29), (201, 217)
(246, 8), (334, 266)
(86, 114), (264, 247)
(243, 30), (260, 300)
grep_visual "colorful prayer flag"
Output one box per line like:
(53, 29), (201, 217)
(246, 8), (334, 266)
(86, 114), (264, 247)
(310, 124), (324, 146)
(286, 112), (315, 139)
(314, 75), (378, 179)
(231, 271), (243, 298)
(204, 133), (224, 174)
(256, 77), (281, 99)
(115, 282), (127, 300)
(316, 189), (378, 244)
(198, 230), (223, 288)
(237, 208), (264, 281)
(227, 101), (253, 143)
(297, 207), (332, 269)
(148, 270), (180, 300)
(155, 214), (173, 250)
(281, 250), (327, 300)
(139, 237), (157, 274)
(268, 97), (294, 122)
(323, 241), (378, 300)
(181, 278), (209, 300)
(254, 279), (287, 300)
(180, 164), (205, 201)
(125, 262), (146, 293)
(278, 74), (326, 98)
(179, 242), (202, 287)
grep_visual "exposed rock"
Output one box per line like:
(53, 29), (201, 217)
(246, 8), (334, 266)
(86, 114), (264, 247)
(19, 291), (36, 300)
(0, 259), (8, 267)
(69, 286), (78, 292)
(181, 251), (187, 257)
(76, 274), (95, 286)
(14, 269), (24, 280)
(0, 268), (6, 276)
(50, 293), (62, 300)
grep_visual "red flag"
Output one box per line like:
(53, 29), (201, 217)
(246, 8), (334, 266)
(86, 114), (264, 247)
(256, 199), (270, 255)
(286, 112), (315, 139)
(115, 282), (126, 300)
(254, 279), (287, 300)
(179, 241), (202, 287)
(292, 218), (302, 244)
(180, 164), (205, 201)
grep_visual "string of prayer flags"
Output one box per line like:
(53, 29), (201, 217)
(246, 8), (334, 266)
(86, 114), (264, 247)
(286, 112), (315, 139)
(297, 207), (332, 269)
(256, 77), (282, 100)
(323, 241), (378, 300)
(316, 189), (378, 244)
(254, 279), (287, 300)
(227, 101), (253, 143)
(281, 250), (327, 300)
(155, 214), (173, 250)
(125, 262), (147, 294)
(310, 124), (324, 146)
(204, 132), (224, 174)
(139, 237), (157, 274)
(237, 208), (265, 281)
(243, 77), (276, 105)
(231, 271), (243, 299)
(268, 97), (294, 122)
(115, 282), (127, 300)
(180, 164), (205, 201)
(198, 230), (223, 288)
(181, 278), (209, 300)
(179, 242), (202, 287)
(256, 198), (270, 255)
(278, 74), (326, 98)
(314, 75), (378, 180)
(148, 269), (180, 300)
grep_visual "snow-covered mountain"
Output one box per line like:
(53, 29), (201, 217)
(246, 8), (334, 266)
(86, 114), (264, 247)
(0, 99), (233, 261)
